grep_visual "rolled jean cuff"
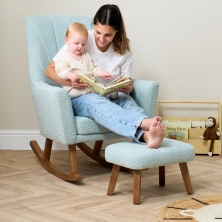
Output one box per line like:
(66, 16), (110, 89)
(132, 118), (147, 145)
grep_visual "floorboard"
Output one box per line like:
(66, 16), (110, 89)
(0, 150), (221, 221)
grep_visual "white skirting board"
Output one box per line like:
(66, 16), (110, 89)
(0, 130), (132, 150)
(0, 130), (67, 150)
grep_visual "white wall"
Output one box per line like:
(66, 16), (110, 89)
(1, 0), (222, 149)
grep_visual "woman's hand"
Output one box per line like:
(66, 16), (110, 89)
(119, 80), (133, 94)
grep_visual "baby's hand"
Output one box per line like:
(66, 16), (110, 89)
(98, 70), (114, 80)
(103, 72), (114, 80)
(70, 74), (79, 82)
(65, 72), (79, 82)
(70, 75), (79, 82)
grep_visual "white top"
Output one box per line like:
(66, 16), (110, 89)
(53, 30), (133, 86)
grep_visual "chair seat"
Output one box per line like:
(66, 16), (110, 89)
(75, 116), (111, 134)
(105, 138), (195, 170)
(75, 116), (123, 143)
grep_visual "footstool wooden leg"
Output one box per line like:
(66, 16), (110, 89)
(179, 162), (193, 194)
(107, 164), (121, 195)
(105, 140), (195, 204)
(159, 166), (165, 186)
(133, 170), (141, 205)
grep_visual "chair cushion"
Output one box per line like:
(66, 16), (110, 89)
(75, 116), (111, 134)
(105, 138), (195, 170)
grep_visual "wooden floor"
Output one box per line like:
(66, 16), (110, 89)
(0, 150), (222, 222)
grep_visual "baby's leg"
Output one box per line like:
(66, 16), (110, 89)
(68, 87), (89, 99)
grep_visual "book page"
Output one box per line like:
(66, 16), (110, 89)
(78, 73), (104, 95)
(78, 73), (131, 96)
(163, 120), (192, 128)
(103, 79), (131, 95)
(191, 121), (206, 128)
(106, 73), (126, 87)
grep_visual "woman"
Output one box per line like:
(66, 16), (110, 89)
(45, 4), (164, 148)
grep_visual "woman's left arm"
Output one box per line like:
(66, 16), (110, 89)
(119, 51), (134, 94)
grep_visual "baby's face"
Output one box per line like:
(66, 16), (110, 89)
(65, 33), (88, 55)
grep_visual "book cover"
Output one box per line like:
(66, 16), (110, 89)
(163, 121), (192, 128)
(191, 121), (206, 128)
(164, 126), (189, 140)
(78, 73), (131, 96)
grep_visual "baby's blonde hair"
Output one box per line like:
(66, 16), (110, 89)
(66, 22), (88, 38)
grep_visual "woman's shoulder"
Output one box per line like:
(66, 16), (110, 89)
(88, 29), (94, 35)
(53, 44), (68, 62)
(86, 30), (97, 56)
(88, 30), (94, 41)
(87, 30), (94, 44)
(114, 48), (133, 59)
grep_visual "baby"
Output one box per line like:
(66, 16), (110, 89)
(55, 22), (113, 98)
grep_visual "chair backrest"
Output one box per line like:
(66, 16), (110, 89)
(26, 16), (93, 144)
(26, 16), (92, 85)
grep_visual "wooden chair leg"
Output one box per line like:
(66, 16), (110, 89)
(179, 162), (193, 194)
(68, 144), (78, 174)
(159, 166), (165, 186)
(93, 140), (103, 156)
(77, 142), (113, 168)
(43, 138), (52, 161)
(107, 164), (121, 195)
(133, 170), (141, 205)
(30, 139), (82, 181)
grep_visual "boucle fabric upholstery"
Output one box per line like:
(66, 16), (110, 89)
(105, 138), (195, 170)
(26, 16), (159, 145)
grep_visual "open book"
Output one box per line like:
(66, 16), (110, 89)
(78, 73), (131, 96)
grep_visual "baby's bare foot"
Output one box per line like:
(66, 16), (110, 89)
(147, 119), (164, 148)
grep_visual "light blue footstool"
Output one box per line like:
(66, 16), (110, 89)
(105, 138), (195, 205)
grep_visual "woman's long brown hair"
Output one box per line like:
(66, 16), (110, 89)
(93, 4), (130, 55)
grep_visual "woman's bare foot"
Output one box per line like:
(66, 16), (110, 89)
(143, 118), (164, 148)
(140, 116), (162, 131)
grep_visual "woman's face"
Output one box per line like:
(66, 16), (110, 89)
(94, 22), (117, 52)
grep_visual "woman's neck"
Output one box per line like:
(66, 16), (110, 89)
(96, 41), (111, 52)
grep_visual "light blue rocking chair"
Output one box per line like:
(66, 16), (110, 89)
(26, 16), (159, 181)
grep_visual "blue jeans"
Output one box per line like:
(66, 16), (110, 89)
(71, 93), (148, 143)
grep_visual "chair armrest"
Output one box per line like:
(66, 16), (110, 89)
(30, 80), (77, 145)
(131, 79), (159, 118)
